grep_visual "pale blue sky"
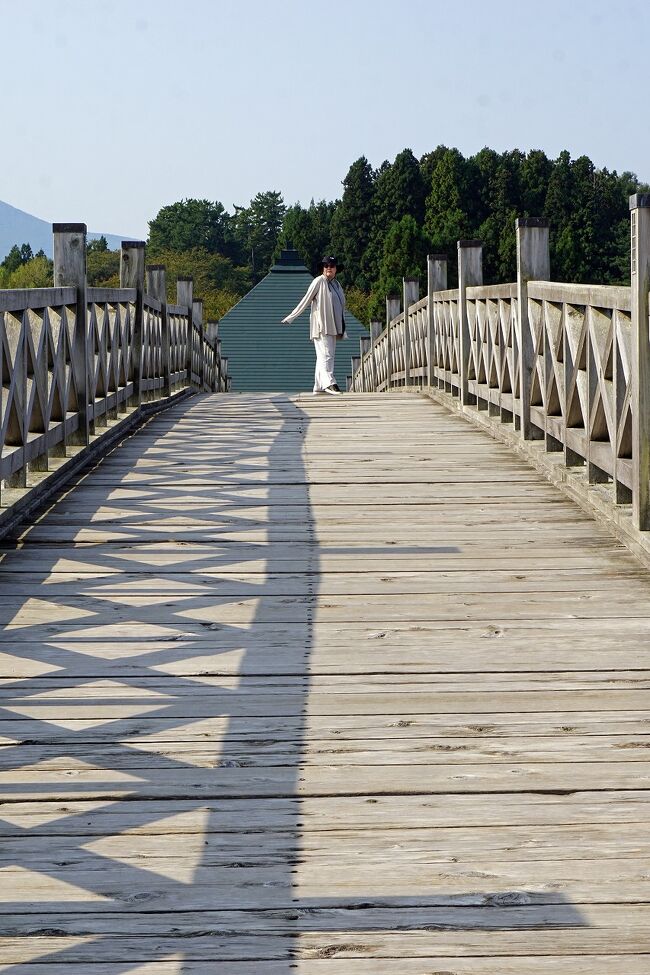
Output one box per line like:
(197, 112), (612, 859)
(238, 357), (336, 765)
(1, 0), (647, 239)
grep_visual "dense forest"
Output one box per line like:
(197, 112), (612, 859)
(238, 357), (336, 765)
(2, 146), (646, 326)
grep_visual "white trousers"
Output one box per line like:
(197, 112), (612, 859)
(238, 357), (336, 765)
(313, 335), (337, 392)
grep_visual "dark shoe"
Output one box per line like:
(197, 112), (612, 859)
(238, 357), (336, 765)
(324, 384), (342, 395)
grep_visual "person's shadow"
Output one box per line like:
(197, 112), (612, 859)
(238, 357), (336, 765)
(0, 394), (586, 972)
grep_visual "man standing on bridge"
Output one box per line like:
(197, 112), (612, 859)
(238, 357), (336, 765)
(281, 255), (346, 394)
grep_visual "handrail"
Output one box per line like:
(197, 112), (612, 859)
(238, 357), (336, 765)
(0, 223), (230, 533)
(351, 201), (650, 535)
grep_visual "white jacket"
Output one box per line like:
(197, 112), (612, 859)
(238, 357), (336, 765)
(282, 274), (346, 340)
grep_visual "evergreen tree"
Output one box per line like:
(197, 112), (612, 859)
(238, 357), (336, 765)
(233, 191), (286, 282)
(476, 150), (524, 281)
(88, 235), (109, 253)
(544, 150), (576, 280)
(329, 156), (376, 290)
(424, 148), (474, 283)
(603, 170), (639, 283)
(369, 215), (427, 319)
(419, 146), (452, 192)
(362, 149), (426, 288)
(148, 199), (239, 261)
(520, 149), (553, 216)
(277, 200), (335, 275)
(2, 244), (26, 273)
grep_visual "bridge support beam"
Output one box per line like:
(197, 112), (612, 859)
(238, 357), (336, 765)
(630, 194), (650, 530)
(516, 218), (549, 441)
(458, 240), (482, 406)
(427, 254), (447, 389)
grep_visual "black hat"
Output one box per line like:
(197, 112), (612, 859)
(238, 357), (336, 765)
(320, 254), (342, 269)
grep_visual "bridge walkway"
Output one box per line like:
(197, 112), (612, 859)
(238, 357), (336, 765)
(0, 391), (649, 972)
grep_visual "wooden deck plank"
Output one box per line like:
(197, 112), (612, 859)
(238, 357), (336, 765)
(1, 391), (649, 971)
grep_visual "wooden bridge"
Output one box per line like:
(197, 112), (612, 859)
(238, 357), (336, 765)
(1, 216), (650, 971)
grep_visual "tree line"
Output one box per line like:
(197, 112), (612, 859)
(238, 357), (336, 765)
(2, 147), (646, 326)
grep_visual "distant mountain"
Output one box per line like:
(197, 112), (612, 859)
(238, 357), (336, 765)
(0, 199), (138, 261)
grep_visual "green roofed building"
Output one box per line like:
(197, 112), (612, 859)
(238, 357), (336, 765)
(218, 247), (367, 392)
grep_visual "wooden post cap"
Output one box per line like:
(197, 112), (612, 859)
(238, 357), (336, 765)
(630, 194), (650, 209)
(516, 218), (549, 229)
(52, 223), (87, 233)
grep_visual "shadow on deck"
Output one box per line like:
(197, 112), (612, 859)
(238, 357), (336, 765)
(0, 393), (597, 971)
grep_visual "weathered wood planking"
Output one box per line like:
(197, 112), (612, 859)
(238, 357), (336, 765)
(1, 391), (650, 972)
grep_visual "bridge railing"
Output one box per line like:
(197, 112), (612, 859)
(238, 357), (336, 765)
(351, 196), (650, 534)
(0, 223), (229, 531)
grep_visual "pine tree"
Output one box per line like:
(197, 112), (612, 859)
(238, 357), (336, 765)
(424, 148), (474, 284)
(544, 151), (576, 281)
(329, 156), (376, 290)
(369, 215), (427, 320)
(234, 191), (286, 282)
(277, 200), (335, 275)
(2, 244), (27, 273)
(520, 149), (553, 217)
(362, 149), (426, 289)
(476, 150), (523, 282)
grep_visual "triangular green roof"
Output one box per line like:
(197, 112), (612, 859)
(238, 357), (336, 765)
(218, 248), (367, 392)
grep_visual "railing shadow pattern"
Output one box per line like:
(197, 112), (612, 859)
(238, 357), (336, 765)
(0, 393), (591, 970)
(351, 204), (650, 539)
(0, 225), (228, 542)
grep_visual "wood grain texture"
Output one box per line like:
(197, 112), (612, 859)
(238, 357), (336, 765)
(1, 391), (649, 971)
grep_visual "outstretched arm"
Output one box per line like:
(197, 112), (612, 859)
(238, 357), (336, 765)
(281, 277), (321, 323)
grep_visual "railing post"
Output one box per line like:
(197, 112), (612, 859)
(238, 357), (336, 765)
(216, 339), (223, 391)
(222, 356), (229, 391)
(206, 322), (219, 391)
(359, 335), (370, 391)
(516, 219), (549, 439)
(120, 241), (146, 408)
(630, 194), (650, 529)
(176, 276), (193, 387)
(192, 299), (203, 390)
(403, 278), (419, 387)
(458, 240), (482, 407)
(427, 254), (447, 388)
(351, 355), (361, 391)
(370, 320), (382, 392)
(145, 264), (168, 401)
(385, 295), (401, 388)
(53, 223), (90, 445)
